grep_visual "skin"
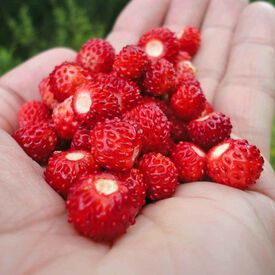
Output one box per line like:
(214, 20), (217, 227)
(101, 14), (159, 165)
(0, 0), (275, 274)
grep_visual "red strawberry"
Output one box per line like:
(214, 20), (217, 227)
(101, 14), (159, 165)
(97, 74), (141, 113)
(158, 138), (176, 157)
(167, 112), (188, 142)
(52, 96), (80, 139)
(114, 169), (146, 211)
(138, 152), (179, 201)
(143, 59), (176, 96)
(66, 172), (138, 242)
(76, 38), (115, 73)
(138, 96), (169, 115)
(90, 118), (142, 171)
(113, 45), (149, 79)
(174, 51), (191, 63)
(18, 101), (50, 128)
(206, 139), (264, 189)
(138, 27), (179, 61)
(176, 71), (199, 87)
(170, 80), (206, 121)
(171, 142), (206, 182)
(39, 76), (58, 109)
(177, 26), (201, 56)
(200, 101), (214, 117)
(72, 81), (120, 127)
(71, 127), (91, 151)
(13, 122), (57, 163)
(45, 150), (97, 197)
(50, 62), (92, 102)
(187, 112), (232, 149)
(122, 102), (171, 152)
(174, 51), (196, 76)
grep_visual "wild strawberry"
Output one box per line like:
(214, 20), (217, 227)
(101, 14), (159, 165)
(52, 96), (80, 139)
(176, 71), (199, 87)
(97, 74), (141, 113)
(18, 101), (50, 128)
(71, 127), (91, 151)
(113, 45), (149, 79)
(76, 39), (115, 73)
(143, 59), (176, 96)
(13, 122), (57, 163)
(167, 112), (188, 142)
(138, 27), (179, 61)
(170, 80), (206, 121)
(174, 51), (196, 76)
(66, 172), (138, 242)
(187, 112), (232, 149)
(90, 118), (142, 171)
(39, 76), (58, 109)
(72, 81), (120, 127)
(158, 138), (176, 157)
(122, 102), (171, 152)
(177, 26), (201, 56)
(138, 96), (169, 115)
(200, 101), (214, 117)
(114, 169), (146, 211)
(171, 142), (206, 182)
(206, 139), (264, 189)
(138, 152), (178, 201)
(50, 62), (92, 102)
(45, 150), (97, 197)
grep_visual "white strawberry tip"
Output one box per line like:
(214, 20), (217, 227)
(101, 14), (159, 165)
(145, 39), (164, 58)
(75, 91), (92, 114)
(196, 114), (210, 122)
(211, 143), (230, 159)
(191, 145), (205, 157)
(179, 61), (196, 74)
(66, 152), (85, 161)
(95, 179), (118, 195)
(176, 28), (185, 39)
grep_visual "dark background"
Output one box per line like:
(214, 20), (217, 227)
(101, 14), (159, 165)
(0, 0), (274, 166)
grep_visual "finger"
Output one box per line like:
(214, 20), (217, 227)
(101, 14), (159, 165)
(0, 130), (63, 233)
(0, 48), (76, 133)
(214, 2), (275, 158)
(164, 0), (210, 33)
(106, 0), (171, 52)
(193, 0), (248, 102)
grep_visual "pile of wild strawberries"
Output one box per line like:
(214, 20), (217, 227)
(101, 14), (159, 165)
(12, 26), (264, 242)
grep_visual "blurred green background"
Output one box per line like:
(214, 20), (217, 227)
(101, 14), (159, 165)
(0, 0), (274, 168)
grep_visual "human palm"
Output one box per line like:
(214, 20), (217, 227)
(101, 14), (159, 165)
(1, 0), (275, 274)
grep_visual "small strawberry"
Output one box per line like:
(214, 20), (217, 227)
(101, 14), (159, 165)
(113, 45), (149, 79)
(138, 152), (179, 201)
(39, 76), (58, 109)
(50, 62), (92, 102)
(187, 112), (232, 149)
(174, 51), (196, 76)
(72, 81), (120, 127)
(177, 26), (201, 56)
(66, 172), (138, 242)
(71, 127), (91, 151)
(45, 150), (97, 197)
(143, 59), (176, 96)
(138, 96), (169, 115)
(122, 102), (171, 152)
(167, 112), (188, 142)
(90, 118), (142, 171)
(171, 142), (206, 182)
(200, 101), (214, 117)
(114, 169), (146, 211)
(138, 27), (179, 61)
(52, 96), (80, 139)
(76, 39), (115, 73)
(13, 122), (57, 163)
(206, 139), (264, 189)
(170, 80), (206, 121)
(18, 100), (50, 128)
(97, 74), (141, 113)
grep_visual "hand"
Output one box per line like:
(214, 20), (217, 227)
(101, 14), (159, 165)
(0, 0), (275, 274)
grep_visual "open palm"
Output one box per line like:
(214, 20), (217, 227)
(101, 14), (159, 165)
(1, 0), (275, 274)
